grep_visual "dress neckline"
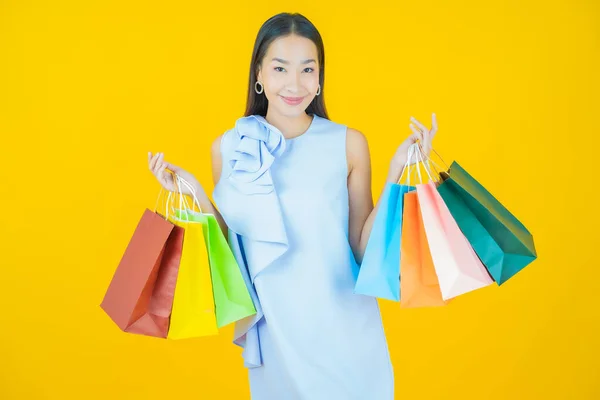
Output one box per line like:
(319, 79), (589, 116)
(255, 113), (318, 142)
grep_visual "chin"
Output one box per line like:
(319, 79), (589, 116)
(273, 104), (308, 117)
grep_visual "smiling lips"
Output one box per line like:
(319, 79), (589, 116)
(281, 96), (305, 106)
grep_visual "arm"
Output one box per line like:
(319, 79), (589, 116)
(190, 134), (229, 240)
(348, 114), (439, 264)
(347, 128), (406, 265)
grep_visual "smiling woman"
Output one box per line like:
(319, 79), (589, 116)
(211, 13), (397, 400)
(148, 11), (437, 400)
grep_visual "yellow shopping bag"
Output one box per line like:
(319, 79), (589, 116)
(166, 211), (218, 339)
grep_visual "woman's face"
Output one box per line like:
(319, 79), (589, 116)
(257, 34), (320, 117)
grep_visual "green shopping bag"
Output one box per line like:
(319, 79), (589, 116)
(174, 208), (256, 327)
(437, 161), (537, 285)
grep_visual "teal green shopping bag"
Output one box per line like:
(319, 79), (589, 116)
(437, 162), (537, 285)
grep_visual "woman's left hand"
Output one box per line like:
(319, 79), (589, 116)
(386, 113), (438, 183)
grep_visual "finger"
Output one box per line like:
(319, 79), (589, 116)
(409, 124), (424, 141)
(155, 153), (164, 174)
(403, 132), (420, 148)
(153, 154), (165, 176)
(150, 153), (161, 171)
(158, 162), (169, 185)
(155, 159), (165, 176)
(165, 162), (179, 172)
(410, 116), (428, 133)
(430, 113), (438, 138)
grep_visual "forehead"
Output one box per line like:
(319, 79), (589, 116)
(265, 34), (318, 62)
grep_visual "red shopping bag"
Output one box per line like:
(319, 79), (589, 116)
(100, 208), (184, 338)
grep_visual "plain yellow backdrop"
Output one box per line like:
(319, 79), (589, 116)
(1, 0), (599, 398)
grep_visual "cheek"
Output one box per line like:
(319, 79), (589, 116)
(303, 74), (320, 89)
(264, 73), (284, 91)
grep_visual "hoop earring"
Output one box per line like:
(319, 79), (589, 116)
(316, 84), (321, 96)
(255, 81), (264, 94)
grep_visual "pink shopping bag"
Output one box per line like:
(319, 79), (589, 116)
(416, 181), (493, 300)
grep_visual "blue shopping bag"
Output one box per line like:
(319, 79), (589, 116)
(354, 182), (411, 301)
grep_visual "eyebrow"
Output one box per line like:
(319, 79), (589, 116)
(271, 57), (316, 65)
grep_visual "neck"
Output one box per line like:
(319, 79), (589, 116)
(264, 110), (314, 139)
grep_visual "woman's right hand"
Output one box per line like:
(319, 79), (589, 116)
(148, 152), (202, 196)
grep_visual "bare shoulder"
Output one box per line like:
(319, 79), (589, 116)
(345, 127), (370, 173)
(211, 134), (223, 157)
(210, 134), (223, 185)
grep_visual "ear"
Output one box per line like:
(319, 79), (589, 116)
(257, 69), (262, 82)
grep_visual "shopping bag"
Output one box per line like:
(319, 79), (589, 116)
(165, 178), (219, 339)
(100, 208), (184, 338)
(174, 208), (257, 328)
(403, 143), (493, 301)
(399, 191), (448, 308)
(437, 161), (537, 284)
(417, 181), (494, 300)
(167, 212), (219, 339)
(354, 182), (410, 301)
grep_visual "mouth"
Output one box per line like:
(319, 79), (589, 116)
(280, 95), (305, 106)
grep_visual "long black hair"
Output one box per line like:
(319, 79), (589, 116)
(243, 13), (329, 120)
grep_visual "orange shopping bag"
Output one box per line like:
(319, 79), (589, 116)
(399, 191), (449, 308)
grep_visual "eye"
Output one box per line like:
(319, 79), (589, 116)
(274, 67), (285, 72)
(304, 67), (314, 73)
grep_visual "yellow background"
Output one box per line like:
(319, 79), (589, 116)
(1, 0), (598, 398)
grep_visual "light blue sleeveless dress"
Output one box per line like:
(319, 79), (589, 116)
(213, 113), (394, 400)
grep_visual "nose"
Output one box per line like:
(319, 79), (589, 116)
(285, 71), (301, 94)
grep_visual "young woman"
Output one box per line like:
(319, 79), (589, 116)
(148, 12), (437, 400)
